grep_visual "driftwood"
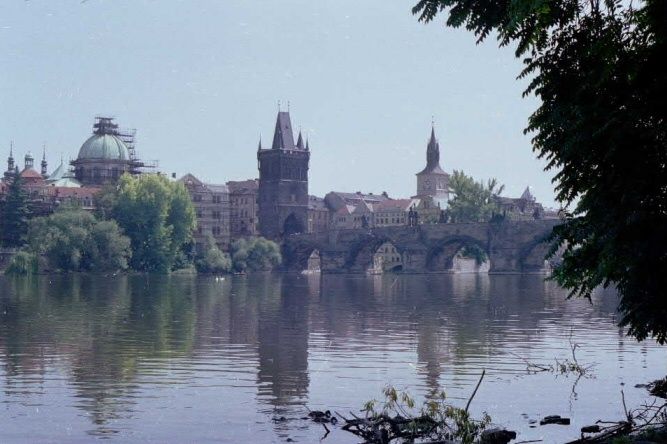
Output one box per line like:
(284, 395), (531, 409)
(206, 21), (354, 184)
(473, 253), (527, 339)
(566, 391), (667, 443)
(327, 372), (504, 444)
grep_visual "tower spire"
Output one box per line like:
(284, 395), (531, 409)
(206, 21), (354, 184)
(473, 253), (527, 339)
(271, 110), (296, 150)
(416, 121), (446, 176)
(6, 141), (15, 174)
(41, 144), (48, 177)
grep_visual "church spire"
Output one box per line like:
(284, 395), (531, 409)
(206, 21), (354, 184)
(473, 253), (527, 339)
(425, 124), (441, 171)
(416, 122), (446, 176)
(257, 135), (263, 151)
(41, 144), (48, 177)
(7, 141), (15, 173)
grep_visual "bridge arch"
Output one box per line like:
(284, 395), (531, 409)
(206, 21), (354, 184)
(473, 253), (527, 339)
(346, 235), (406, 274)
(518, 238), (553, 273)
(426, 236), (490, 273)
(281, 238), (327, 273)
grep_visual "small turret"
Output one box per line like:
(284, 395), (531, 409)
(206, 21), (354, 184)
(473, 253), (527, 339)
(296, 131), (304, 150)
(24, 152), (34, 170)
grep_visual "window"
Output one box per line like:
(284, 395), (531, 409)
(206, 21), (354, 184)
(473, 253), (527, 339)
(212, 226), (221, 236)
(194, 194), (202, 202)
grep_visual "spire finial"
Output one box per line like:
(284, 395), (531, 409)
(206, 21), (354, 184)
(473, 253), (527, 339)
(9, 140), (13, 157)
(287, 100), (290, 112)
(258, 134), (263, 151)
(277, 100), (281, 112)
(42, 143), (46, 160)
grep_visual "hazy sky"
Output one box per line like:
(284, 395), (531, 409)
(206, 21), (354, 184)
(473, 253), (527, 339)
(0, 0), (558, 207)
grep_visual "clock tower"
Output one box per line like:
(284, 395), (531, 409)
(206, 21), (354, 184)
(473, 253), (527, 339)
(415, 125), (450, 208)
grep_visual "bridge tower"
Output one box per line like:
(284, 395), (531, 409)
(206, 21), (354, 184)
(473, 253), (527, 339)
(415, 124), (450, 208)
(257, 110), (310, 240)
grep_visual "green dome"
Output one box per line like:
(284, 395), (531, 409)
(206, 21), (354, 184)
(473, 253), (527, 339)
(77, 134), (130, 161)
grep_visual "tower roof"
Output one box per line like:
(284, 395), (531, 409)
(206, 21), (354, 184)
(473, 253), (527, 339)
(271, 111), (297, 150)
(417, 125), (447, 176)
(47, 160), (68, 182)
(520, 186), (535, 201)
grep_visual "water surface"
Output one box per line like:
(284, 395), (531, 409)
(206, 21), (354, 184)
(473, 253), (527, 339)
(0, 274), (664, 443)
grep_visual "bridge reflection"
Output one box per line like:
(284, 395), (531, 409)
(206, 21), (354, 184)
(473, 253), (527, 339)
(0, 273), (620, 438)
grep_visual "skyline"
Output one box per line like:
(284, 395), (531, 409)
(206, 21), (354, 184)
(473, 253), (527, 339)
(0, 0), (556, 207)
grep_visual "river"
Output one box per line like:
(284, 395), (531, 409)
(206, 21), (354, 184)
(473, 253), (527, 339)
(0, 274), (664, 443)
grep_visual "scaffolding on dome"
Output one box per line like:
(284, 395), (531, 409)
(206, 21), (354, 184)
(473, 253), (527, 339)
(92, 116), (155, 174)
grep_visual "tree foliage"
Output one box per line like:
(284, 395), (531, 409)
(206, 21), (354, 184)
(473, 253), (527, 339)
(109, 174), (196, 273)
(4, 250), (38, 275)
(196, 235), (232, 274)
(447, 170), (504, 222)
(26, 206), (131, 272)
(230, 237), (282, 273)
(414, 0), (667, 343)
(1, 175), (31, 248)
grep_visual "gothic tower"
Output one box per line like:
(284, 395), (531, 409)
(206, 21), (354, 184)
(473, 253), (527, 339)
(257, 111), (310, 239)
(415, 125), (450, 207)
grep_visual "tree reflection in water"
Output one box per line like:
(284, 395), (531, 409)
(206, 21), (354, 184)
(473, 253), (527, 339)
(0, 273), (658, 443)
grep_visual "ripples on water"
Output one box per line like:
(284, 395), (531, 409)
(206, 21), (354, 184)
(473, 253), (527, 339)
(0, 274), (664, 443)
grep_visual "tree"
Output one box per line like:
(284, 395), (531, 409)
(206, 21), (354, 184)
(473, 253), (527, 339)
(413, 1), (667, 342)
(93, 183), (119, 220)
(110, 174), (196, 273)
(1, 174), (30, 248)
(447, 170), (504, 222)
(196, 235), (232, 274)
(26, 206), (131, 272)
(230, 237), (282, 273)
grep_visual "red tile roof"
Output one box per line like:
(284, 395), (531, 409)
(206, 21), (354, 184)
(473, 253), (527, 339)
(20, 168), (44, 180)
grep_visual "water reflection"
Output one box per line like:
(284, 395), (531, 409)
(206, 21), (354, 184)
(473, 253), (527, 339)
(0, 274), (663, 443)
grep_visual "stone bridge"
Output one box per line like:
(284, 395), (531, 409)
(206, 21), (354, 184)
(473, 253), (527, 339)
(282, 220), (561, 274)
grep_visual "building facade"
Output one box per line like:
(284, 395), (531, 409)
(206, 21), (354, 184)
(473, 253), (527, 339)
(257, 111), (310, 239)
(495, 186), (546, 221)
(227, 179), (259, 238)
(307, 195), (329, 234)
(178, 173), (231, 251)
(373, 199), (414, 227)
